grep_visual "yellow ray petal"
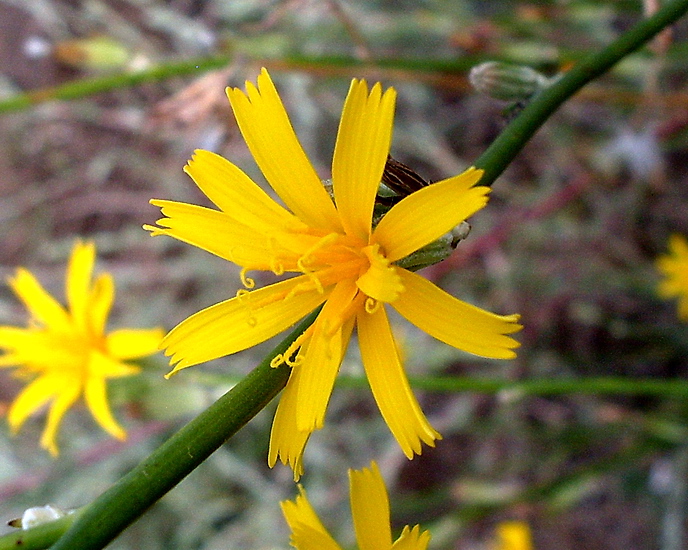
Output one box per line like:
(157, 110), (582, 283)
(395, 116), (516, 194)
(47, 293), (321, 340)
(357, 306), (440, 458)
(0, 327), (39, 365)
(184, 149), (307, 233)
(226, 68), (341, 233)
(374, 167), (486, 262)
(145, 200), (297, 270)
(163, 276), (330, 374)
(107, 328), (165, 360)
(84, 362), (126, 440)
(7, 374), (67, 434)
(392, 525), (431, 550)
(8, 269), (70, 331)
(40, 379), (81, 456)
(0, 328), (76, 369)
(332, 79), (396, 241)
(269, 361), (312, 480)
(88, 273), (114, 337)
(281, 486), (342, 550)
(88, 349), (140, 379)
(392, 270), (521, 359)
(295, 281), (358, 432)
(66, 240), (96, 331)
(349, 462), (392, 550)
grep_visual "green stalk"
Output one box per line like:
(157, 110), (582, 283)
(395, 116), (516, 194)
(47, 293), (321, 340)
(29, 2), (688, 549)
(476, 0), (688, 186)
(0, 54), (492, 115)
(0, 56), (231, 114)
(44, 311), (317, 550)
(355, 375), (688, 398)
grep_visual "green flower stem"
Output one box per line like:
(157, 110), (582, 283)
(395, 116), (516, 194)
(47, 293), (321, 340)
(345, 375), (688, 398)
(44, 311), (317, 550)
(475, 0), (688, 186)
(0, 56), (229, 114)
(0, 55), (479, 115)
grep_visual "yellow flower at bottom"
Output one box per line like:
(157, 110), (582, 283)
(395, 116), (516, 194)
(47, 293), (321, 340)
(496, 521), (533, 550)
(0, 241), (164, 455)
(656, 233), (688, 321)
(281, 461), (431, 550)
(145, 68), (522, 478)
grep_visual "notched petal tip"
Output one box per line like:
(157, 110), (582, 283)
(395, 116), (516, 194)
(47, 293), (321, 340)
(142, 223), (163, 236)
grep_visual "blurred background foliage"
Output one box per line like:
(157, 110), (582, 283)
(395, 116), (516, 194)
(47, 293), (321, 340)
(1, 0), (688, 548)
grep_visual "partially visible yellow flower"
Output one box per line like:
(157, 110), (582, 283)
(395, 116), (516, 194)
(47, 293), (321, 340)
(281, 461), (431, 550)
(0, 241), (164, 455)
(657, 234), (688, 321)
(496, 521), (532, 550)
(146, 68), (521, 478)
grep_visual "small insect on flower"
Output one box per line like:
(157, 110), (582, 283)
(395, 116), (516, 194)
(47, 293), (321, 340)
(378, 155), (471, 252)
(381, 155), (431, 197)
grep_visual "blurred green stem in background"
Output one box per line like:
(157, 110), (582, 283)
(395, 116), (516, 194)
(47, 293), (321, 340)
(371, 375), (688, 398)
(0, 1), (684, 549)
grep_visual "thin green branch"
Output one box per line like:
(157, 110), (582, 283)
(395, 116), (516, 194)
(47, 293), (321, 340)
(475, 0), (688, 185)
(0, 54), (510, 114)
(352, 375), (688, 398)
(0, 56), (231, 114)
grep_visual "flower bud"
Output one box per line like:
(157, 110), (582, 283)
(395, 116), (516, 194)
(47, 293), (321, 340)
(7, 505), (72, 530)
(54, 36), (131, 71)
(469, 61), (551, 101)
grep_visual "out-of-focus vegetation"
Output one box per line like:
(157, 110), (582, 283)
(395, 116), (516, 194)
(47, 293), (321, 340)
(1, 1), (688, 548)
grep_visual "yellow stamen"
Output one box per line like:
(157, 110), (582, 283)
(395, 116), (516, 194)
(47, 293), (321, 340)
(240, 268), (255, 289)
(296, 233), (340, 272)
(270, 325), (314, 368)
(364, 297), (380, 314)
(270, 258), (285, 276)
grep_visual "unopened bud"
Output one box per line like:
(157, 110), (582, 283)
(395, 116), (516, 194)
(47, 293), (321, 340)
(469, 61), (551, 102)
(54, 36), (131, 71)
(7, 505), (72, 530)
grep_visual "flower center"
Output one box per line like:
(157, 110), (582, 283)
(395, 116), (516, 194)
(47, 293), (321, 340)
(355, 244), (404, 303)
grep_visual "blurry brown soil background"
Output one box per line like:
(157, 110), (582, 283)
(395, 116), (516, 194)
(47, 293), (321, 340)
(2, 1), (688, 549)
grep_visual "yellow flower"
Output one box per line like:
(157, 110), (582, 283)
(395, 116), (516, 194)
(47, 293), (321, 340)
(281, 461), (431, 550)
(0, 241), (164, 455)
(657, 233), (688, 321)
(496, 521), (533, 550)
(145, 68), (521, 478)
